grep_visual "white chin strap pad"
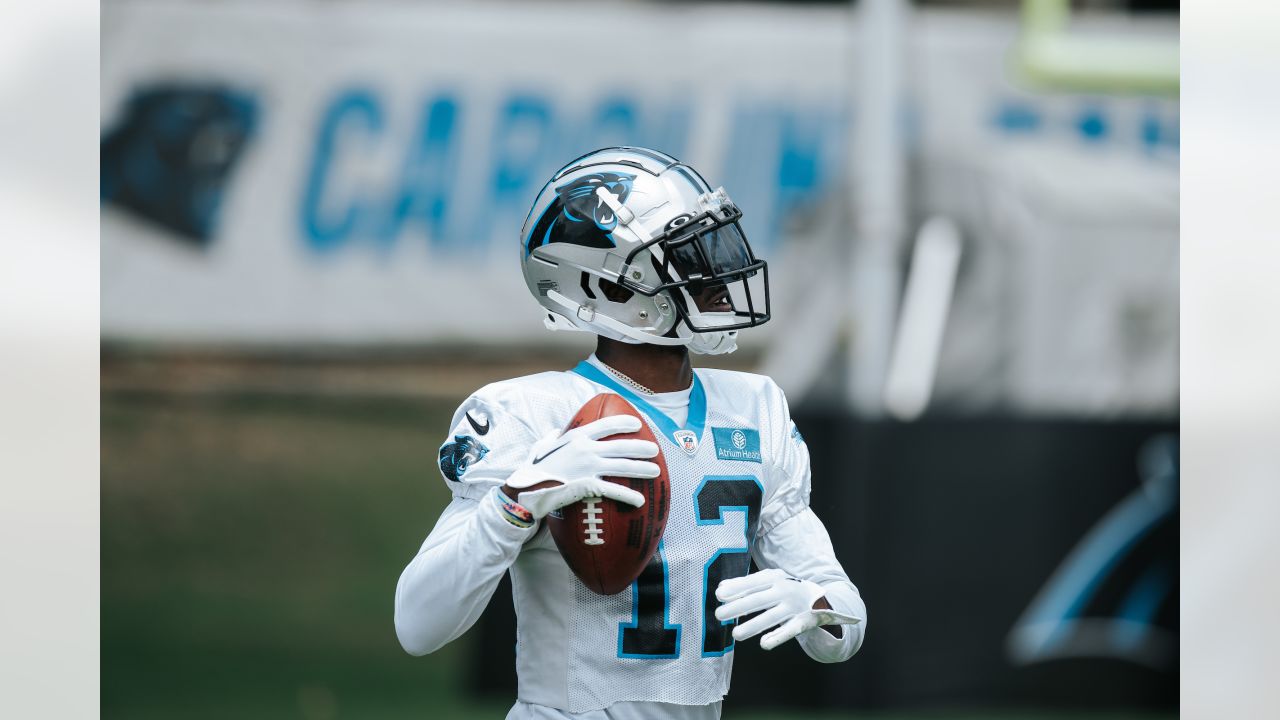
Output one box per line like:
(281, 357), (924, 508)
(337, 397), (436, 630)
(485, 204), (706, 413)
(688, 330), (738, 355)
(681, 304), (740, 355)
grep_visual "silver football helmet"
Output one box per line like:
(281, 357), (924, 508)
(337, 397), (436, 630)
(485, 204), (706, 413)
(520, 147), (770, 355)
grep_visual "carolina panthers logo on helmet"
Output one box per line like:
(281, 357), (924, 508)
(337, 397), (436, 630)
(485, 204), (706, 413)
(438, 435), (490, 482)
(525, 172), (635, 255)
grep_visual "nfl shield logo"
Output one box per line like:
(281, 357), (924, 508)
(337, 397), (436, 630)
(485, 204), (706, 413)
(673, 430), (699, 456)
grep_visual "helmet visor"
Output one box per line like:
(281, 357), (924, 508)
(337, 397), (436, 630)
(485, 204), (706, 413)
(669, 222), (755, 278)
(619, 200), (770, 334)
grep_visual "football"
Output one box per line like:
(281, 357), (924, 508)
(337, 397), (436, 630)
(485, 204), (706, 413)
(545, 393), (670, 595)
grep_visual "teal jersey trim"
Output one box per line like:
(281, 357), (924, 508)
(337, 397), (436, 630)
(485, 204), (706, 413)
(570, 361), (707, 447)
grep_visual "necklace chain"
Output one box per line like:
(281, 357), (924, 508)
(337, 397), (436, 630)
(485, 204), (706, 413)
(600, 362), (657, 396)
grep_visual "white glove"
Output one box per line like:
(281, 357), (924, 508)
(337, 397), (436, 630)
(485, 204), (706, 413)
(715, 568), (862, 651)
(503, 414), (659, 520)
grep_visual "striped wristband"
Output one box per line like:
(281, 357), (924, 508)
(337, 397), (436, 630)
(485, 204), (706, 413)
(494, 488), (535, 529)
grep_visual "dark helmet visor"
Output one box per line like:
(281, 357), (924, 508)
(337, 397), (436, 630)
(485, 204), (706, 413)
(617, 200), (770, 334)
(669, 222), (754, 278)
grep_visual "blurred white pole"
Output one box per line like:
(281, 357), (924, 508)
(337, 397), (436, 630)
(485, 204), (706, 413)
(883, 217), (962, 421)
(848, 0), (908, 415)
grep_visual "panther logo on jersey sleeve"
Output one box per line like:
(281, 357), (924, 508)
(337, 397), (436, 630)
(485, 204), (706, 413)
(438, 435), (489, 482)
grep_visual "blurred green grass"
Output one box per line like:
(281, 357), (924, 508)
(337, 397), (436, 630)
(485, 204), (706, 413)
(103, 392), (476, 719)
(102, 392), (1172, 720)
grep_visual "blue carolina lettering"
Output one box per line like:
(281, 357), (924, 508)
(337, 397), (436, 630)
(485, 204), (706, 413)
(380, 96), (459, 249)
(586, 98), (691, 159)
(1076, 106), (1109, 141)
(470, 95), (557, 250)
(994, 100), (1044, 133)
(723, 104), (847, 250)
(301, 89), (383, 252)
(774, 109), (842, 241)
(721, 105), (771, 246)
(1141, 109), (1179, 153)
(492, 96), (555, 197)
(591, 98), (638, 148)
(644, 103), (692, 159)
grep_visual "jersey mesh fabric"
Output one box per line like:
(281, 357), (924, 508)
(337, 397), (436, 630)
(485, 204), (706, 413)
(564, 421), (742, 708)
(561, 368), (805, 711)
(442, 366), (810, 713)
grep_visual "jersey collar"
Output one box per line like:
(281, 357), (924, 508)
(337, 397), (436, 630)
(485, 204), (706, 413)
(570, 361), (707, 446)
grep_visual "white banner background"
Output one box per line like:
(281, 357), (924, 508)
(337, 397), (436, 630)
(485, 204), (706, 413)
(101, 1), (1178, 363)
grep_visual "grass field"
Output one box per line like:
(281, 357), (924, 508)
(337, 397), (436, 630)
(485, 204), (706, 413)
(102, 391), (471, 718)
(102, 389), (1173, 719)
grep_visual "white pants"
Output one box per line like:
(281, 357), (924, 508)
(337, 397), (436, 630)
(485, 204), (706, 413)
(506, 700), (722, 720)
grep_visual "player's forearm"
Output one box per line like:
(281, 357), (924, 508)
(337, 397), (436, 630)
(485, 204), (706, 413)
(752, 507), (867, 662)
(394, 491), (535, 655)
(797, 580), (866, 663)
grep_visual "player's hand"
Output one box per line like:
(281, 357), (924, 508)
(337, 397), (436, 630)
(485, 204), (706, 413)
(715, 568), (862, 651)
(502, 415), (659, 520)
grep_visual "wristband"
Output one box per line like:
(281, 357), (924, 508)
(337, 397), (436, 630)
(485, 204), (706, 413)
(494, 488), (535, 529)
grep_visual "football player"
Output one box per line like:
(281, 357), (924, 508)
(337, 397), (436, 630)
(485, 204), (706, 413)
(395, 147), (866, 719)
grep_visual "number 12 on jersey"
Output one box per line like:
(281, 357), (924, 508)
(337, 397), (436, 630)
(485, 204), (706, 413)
(617, 475), (763, 659)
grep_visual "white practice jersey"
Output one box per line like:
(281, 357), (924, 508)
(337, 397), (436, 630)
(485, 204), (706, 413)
(395, 355), (866, 719)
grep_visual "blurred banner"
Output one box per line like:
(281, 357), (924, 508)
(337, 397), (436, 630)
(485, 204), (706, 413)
(101, 0), (851, 345)
(101, 0), (1178, 357)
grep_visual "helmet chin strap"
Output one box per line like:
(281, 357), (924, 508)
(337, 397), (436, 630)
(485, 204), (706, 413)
(545, 288), (735, 352)
(544, 289), (687, 347)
